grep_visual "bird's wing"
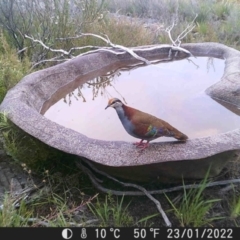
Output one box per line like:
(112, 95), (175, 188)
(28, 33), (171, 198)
(131, 110), (176, 138)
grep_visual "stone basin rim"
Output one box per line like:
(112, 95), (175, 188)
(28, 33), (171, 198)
(0, 42), (240, 168)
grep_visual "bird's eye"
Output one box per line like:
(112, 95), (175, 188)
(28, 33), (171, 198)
(113, 100), (121, 104)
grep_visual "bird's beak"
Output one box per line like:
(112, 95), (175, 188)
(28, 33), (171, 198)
(105, 104), (110, 110)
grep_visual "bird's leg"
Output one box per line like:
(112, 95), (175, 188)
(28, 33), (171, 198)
(138, 141), (150, 150)
(133, 139), (144, 147)
(133, 140), (150, 150)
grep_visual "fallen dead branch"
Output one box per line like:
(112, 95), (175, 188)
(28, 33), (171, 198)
(165, 14), (198, 47)
(25, 34), (101, 58)
(24, 31), (193, 69)
(76, 160), (240, 196)
(76, 160), (172, 227)
(76, 159), (240, 226)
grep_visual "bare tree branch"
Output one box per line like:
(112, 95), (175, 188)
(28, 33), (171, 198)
(175, 14), (198, 45)
(78, 33), (152, 65)
(165, 14), (198, 47)
(25, 33), (153, 65)
(25, 35), (72, 56)
(25, 32), (194, 69)
(79, 164), (240, 196)
(165, 22), (176, 45)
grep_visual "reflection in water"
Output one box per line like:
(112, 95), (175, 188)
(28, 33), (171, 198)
(44, 57), (240, 142)
(63, 66), (135, 106)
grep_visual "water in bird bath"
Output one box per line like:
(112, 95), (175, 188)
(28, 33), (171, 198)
(44, 57), (240, 142)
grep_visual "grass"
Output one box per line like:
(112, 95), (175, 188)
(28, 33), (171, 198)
(0, 194), (32, 227)
(88, 194), (134, 227)
(105, 0), (240, 49)
(0, 0), (240, 228)
(0, 112), (68, 171)
(231, 199), (240, 220)
(0, 193), (70, 227)
(212, 1), (232, 20)
(0, 33), (30, 102)
(165, 171), (223, 227)
(0, 189), (90, 227)
(230, 186), (240, 223)
(88, 194), (159, 227)
(87, 17), (155, 47)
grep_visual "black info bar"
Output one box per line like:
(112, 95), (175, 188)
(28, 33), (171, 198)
(0, 227), (238, 240)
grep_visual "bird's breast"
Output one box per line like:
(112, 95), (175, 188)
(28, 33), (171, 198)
(115, 107), (138, 138)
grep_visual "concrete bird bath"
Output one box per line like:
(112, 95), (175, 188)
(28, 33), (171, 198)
(0, 42), (240, 182)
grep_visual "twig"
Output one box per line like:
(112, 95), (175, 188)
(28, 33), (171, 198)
(25, 33), (194, 69)
(26, 217), (99, 227)
(30, 194), (98, 227)
(25, 35), (103, 57)
(25, 35), (71, 56)
(165, 22), (176, 46)
(165, 14), (198, 47)
(30, 57), (68, 71)
(0, 183), (44, 210)
(25, 31), (195, 71)
(11, 183), (44, 207)
(187, 58), (199, 68)
(76, 161), (240, 195)
(175, 14), (198, 46)
(17, 47), (28, 54)
(79, 33), (152, 65)
(219, 185), (234, 194)
(69, 219), (99, 227)
(76, 160), (240, 227)
(25, 33), (150, 63)
(76, 161), (172, 227)
(25, 217), (50, 227)
(25, 34), (150, 67)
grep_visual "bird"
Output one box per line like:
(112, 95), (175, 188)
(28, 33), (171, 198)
(105, 98), (188, 150)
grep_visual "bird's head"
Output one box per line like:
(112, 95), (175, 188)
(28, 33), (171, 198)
(105, 98), (123, 110)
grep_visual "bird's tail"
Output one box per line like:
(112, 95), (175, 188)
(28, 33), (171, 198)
(174, 131), (188, 141)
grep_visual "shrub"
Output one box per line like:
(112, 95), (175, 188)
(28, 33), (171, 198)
(0, 32), (30, 103)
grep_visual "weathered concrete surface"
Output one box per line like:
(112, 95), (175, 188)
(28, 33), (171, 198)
(0, 43), (240, 182)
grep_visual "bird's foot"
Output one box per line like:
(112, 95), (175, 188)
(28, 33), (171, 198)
(133, 141), (144, 147)
(137, 142), (149, 150)
(133, 140), (149, 150)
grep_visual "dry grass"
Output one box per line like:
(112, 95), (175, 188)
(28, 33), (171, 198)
(88, 17), (156, 46)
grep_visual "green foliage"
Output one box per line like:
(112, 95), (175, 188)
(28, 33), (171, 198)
(0, 112), (69, 171)
(0, 32), (30, 103)
(196, 22), (209, 36)
(212, 0), (233, 20)
(88, 194), (134, 227)
(81, 0), (106, 23)
(0, 0), (106, 62)
(0, 188), (86, 227)
(135, 213), (159, 227)
(165, 173), (223, 227)
(32, 193), (74, 227)
(0, 194), (32, 227)
(230, 187), (240, 219)
(105, 0), (240, 50)
(89, 17), (155, 47)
